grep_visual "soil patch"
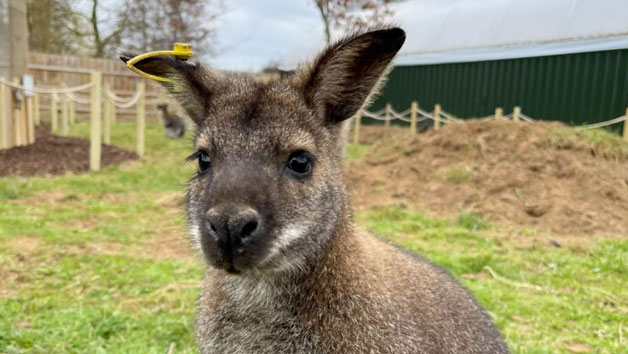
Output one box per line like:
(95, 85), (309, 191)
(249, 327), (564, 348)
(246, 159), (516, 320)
(139, 231), (197, 261)
(64, 242), (125, 257)
(346, 120), (628, 237)
(0, 126), (137, 177)
(7, 236), (41, 254)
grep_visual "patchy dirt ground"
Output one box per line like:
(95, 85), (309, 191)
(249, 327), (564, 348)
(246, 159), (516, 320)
(356, 124), (409, 144)
(346, 121), (628, 237)
(0, 127), (137, 177)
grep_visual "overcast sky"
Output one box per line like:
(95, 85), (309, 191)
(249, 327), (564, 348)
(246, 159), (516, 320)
(208, 0), (325, 72)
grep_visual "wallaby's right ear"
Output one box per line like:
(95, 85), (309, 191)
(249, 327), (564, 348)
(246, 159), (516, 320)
(293, 27), (405, 125)
(120, 53), (223, 124)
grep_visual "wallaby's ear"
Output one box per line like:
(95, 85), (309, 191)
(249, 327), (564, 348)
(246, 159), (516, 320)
(294, 27), (405, 124)
(120, 53), (224, 124)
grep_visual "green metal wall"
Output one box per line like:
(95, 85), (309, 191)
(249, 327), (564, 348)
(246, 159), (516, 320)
(372, 49), (628, 130)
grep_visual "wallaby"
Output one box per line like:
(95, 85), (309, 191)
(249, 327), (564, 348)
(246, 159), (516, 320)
(122, 27), (509, 354)
(157, 103), (186, 138)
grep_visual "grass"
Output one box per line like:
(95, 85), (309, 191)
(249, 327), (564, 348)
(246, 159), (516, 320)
(455, 211), (491, 231)
(445, 166), (474, 184)
(358, 206), (627, 353)
(538, 126), (628, 160)
(345, 143), (370, 161)
(1, 123), (202, 353)
(1, 124), (626, 353)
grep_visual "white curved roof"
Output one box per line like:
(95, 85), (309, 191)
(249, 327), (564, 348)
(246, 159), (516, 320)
(278, 0), (628, 69)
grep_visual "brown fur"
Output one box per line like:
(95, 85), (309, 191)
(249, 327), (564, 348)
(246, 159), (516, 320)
(121, 27), (509, 354)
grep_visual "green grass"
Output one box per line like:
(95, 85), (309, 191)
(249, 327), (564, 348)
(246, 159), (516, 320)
(1, 128), (626, 353)
(358, 206), (627, 353)
(455, 211), (491, 231)
(345, 143), (371, 161)
(445, 166), (474, 184)
(538, 126), (628, 160)
(1, 123), (202, 353)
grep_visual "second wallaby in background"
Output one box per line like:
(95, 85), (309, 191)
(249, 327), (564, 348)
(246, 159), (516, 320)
(157, 103), (186, 138)
(122, 27), (509, 354)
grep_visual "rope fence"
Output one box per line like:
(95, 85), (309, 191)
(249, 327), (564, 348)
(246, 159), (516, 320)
(66, 92), (92, 105)
(0, 72), (150, 170)
(3, 74), (628, 166)
(353, 102), (628, 144)
(0, 77), (93, 94)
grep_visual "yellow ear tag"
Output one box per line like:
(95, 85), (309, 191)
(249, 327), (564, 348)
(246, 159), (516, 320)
(126, 43), (194, 87)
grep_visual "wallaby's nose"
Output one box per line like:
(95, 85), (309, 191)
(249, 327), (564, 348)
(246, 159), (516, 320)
(205, 204), (260, 249)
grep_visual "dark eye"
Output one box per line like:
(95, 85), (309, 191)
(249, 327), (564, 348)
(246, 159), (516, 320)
(286, 151), (314, 178)
(198, 151), (211, 172)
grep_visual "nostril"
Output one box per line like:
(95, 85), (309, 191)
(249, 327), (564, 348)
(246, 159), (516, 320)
(205, 220), (219, 240)
(240, 220), (258, 239)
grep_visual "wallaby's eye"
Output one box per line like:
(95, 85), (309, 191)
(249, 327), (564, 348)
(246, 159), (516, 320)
(286, 151), (314, 178)
(198, 151), (211, 172)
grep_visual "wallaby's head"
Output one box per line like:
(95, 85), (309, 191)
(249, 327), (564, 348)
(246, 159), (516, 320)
(156, 104), (168, 111)
(121, 27), (405, 274)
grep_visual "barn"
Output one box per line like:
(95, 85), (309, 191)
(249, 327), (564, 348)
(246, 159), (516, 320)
(280, 0), (628, 129)
(369, 0), (628, 128)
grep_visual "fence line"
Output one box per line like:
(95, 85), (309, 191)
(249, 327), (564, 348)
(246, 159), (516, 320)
(0, 77), (93, 94)
(104, 89), (142, 108)
(353, 103), (628, 144)
(0, 72), (150, 171)
(4, 72), (628, 165)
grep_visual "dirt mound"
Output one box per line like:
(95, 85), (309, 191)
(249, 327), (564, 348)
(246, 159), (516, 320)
(0, 127), (137, 177)
(356, 125), (409, 144)
(346, 120), (628, 237)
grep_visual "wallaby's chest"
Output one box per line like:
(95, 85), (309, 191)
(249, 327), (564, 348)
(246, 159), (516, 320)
(195, 279), (424, 354)
(196, 302), (320, 354)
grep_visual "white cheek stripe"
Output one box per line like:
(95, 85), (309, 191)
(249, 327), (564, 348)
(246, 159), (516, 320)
(277, 224), (309, 249)
(188, 223), (202, 251)
(265, 224), (309, 261)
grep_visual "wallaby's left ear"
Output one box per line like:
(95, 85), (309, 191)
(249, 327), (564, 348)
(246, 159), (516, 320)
(120, 53), (225, 124)
(294, 27), (405, 124)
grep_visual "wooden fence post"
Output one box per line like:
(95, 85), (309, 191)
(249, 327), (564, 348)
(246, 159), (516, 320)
(27, 96), (35, 144)
(136, 81), (146, 158)
(434, 104), (441, 131)
(384, 103), (391, 129)
(495, 107), (503, 121)
(103, 98), (112, 144)
(410, 101), (418, 136)
(0, 82), (7, 149)
(103, 85), (111, 145)
(51, 94), (58, 132)
(69, 99), (75, 125)
(12, 78), (25, 146)
(110, 101), (116, 126)
(353, 112), (361, 144)
(61, 95), (69, 136)
(623, 108), (628, 142)
(90, 71), (102, 171)
(34, 93), (40, 126)
(513, 106), (521, 122)
(112, 90), (120, 125)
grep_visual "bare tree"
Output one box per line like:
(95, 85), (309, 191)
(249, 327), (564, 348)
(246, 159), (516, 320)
(27, 0), (88, 54)
(42, 0), (127, 57)
(118, 0), (226, 56)
(312, 0), (394, 44)
(86, 0), (124, 57)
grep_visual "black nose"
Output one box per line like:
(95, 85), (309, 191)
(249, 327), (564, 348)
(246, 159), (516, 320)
(205, 204), (260, 248)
